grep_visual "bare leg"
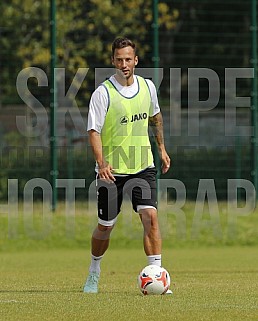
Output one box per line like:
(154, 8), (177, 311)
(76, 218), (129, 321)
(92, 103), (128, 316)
(91, 223), (114, 257)
(83, 223), (114, 292)
(139, 208), (162, 255)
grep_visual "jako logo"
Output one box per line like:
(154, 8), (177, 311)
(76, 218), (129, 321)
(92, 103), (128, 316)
(130, 113), (148, 122)
(120, 116), (129, 125)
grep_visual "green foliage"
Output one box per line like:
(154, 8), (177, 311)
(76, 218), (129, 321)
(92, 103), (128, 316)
(0, 131), (95, 200)
(0, 0), (178, 106)
(164, 146), (252, 200)
(0, 131), (252, 201)
(0, 1), (253, 107)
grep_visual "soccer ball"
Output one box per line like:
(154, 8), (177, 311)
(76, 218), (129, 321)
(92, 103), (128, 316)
(137, 265), (170, 295)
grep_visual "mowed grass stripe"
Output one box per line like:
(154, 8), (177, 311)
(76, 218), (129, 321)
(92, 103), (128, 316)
(0, 247), (258, 321)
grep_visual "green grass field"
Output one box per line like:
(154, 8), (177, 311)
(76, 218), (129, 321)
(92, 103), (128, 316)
(0, 201), (258, 320)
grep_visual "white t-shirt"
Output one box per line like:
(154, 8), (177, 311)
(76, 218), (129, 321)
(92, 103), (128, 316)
(87, 75), (160, 133)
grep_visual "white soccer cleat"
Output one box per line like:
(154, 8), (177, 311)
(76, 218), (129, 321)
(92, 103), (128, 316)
(165, 289), (173, 295)
(83, 271), (100, 293)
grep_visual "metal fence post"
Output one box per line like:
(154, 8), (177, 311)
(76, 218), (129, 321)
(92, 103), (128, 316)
(251, 0), (258, 200)
(50, 0), (58, 211)
(152, 0), (162, 196)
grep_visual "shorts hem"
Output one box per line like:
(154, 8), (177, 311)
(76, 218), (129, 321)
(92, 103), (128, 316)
(98, 217), (117, 227)
(136, 205), (157, 213)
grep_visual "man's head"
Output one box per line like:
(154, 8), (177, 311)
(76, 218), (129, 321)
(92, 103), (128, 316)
(111, 37), (138, 83)
(111, 37), (137, 58)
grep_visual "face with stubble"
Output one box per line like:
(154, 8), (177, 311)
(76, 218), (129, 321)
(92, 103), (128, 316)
(112, 46), (138, 85)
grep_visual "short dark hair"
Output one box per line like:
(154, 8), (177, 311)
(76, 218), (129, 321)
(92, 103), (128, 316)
(111, 37), (136, 57)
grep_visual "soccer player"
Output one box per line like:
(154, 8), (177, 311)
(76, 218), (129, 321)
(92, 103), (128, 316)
(83, 37), (172, 294)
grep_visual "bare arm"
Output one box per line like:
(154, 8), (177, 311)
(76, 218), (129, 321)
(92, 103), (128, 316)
(149, 112), (171, 174)
(88, 129), (115, 182)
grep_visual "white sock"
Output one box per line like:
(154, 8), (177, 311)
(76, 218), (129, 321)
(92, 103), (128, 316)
(148, 254), (162, 267)
(89, 254), (103, 275)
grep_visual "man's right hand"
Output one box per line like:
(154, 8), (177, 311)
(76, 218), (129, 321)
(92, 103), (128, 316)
(98, 162), (116, 183)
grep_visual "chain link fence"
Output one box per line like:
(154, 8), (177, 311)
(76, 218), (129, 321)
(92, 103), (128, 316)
(0, 0), (257, 200)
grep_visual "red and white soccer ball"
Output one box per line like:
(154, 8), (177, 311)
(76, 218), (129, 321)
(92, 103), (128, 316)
(137, 265), (170, 295)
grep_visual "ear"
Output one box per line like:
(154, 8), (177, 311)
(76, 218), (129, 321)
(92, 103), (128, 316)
(135, 56), (138, 66)
(111, 56), (115, 65)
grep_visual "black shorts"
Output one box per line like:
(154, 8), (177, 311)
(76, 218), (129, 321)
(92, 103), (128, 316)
(96, 167), (157, 224)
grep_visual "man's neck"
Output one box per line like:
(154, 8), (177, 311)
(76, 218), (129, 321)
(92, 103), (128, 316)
(114, 74), (134, 87)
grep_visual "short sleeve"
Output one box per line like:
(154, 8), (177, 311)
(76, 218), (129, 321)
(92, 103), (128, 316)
(87, 85), (109, 133)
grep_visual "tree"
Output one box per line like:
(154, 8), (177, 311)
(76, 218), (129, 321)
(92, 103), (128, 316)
(0, 0), (178, 107)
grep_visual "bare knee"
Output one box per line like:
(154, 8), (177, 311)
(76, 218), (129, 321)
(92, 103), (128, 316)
(139, 208), (159, 230)
(92, 223), (114, 240)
